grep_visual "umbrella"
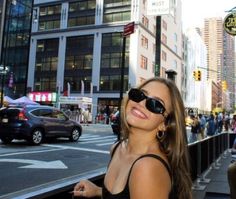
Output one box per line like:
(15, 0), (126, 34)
(13, 96), (39, 105)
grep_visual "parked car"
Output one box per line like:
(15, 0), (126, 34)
(0, 105), (82, 145)
(111, 111), (120, 135)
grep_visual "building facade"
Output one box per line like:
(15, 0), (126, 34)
(27, 0), (182, 118)
(0, 0), (33, 104)
(203, 17), (235, 111)
(184, 27), (208, 112)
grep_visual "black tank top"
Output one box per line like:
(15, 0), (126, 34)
(102, 141), (174, 199)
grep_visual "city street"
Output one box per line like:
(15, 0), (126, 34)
(0, 124), (116, 199)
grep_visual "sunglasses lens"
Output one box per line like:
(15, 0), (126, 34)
(128, 88), (166, 115)
(146, 98), (165, 114)
(128, 89), (145, 102)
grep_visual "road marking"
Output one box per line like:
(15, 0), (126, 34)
(97, 142), (116, 146)
(0, 148), (63, 157)
(42, 144), (110, 154)
(80, 135), (115, 141)
(80, 138), (115, 144)
(80, 134), (100, 138)
(0, 159), (67, 169)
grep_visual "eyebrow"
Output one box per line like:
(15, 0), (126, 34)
(140, 88), (166, 106)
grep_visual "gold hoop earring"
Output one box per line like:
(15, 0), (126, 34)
(157, 131), (165, 140)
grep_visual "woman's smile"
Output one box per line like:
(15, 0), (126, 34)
(130, 106), (148, 119)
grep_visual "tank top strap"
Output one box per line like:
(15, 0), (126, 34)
(111, 140), (122, 158)
(127, 154), (172, 182)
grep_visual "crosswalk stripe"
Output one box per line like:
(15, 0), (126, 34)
(80, 138), (116, 144)
(80, 135), (115, 141)
(97, 142), (116, 146)
(79, 134), (116, 145)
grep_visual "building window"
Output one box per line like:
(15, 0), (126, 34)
(100, 32), (129, 91)
(162, 50), (167, 61)
(142, 15), (149, 28)
(161, 33), (167, 44)
(162, 19), (167, 30)
(174, 45), (177, 53)
(141, 35), (148, 49)
(152, 62), (155, 73)
(153, 43), (156, 54)
(64, 35), (94, 92)
(68, 0), (96, 27)
(34, 39), (59, 91)
(174, 33), (177, 42)
(173, 60), (177, 69)
(103, 0), (131, 23)
(39, 4), (61, 30)
(100, 75), (128, 91)
(142, 0), (147, 9)
(140, 55), (148, 69)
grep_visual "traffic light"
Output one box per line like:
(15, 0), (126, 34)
(222, 80), (228, 91)
(193, 70), (201, 81)
(193, 71), (196, 80)
(196, 70), (201, 81)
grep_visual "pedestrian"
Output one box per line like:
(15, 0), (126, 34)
(73, 77), (192, 199)
(82, 108), (89, 125)
(231, 115), (236, 133)
(206, 113), (216, 136)
(224, 113), (230, 132)
(198, 113), (206, 139)
(218, 112), (223, 133)
(189, 115), (200, 143)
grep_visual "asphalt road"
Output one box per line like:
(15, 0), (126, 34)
(0, 124), (116, 199)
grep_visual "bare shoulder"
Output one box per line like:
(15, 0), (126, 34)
(129, 156), (171, 199)
(131, 156), (170, 178)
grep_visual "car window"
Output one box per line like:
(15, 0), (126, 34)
(39, 109), (53, 117)
(31, 109), (41, 116)
(52, 110), (66, 120)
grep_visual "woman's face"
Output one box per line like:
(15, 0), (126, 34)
(126, 81), (171, 132)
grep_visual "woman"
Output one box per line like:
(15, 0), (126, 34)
(73, 77), (192, 199)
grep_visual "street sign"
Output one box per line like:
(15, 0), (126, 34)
(123, 22), (135, 37)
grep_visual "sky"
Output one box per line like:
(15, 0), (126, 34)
(182, 0), (236, 30)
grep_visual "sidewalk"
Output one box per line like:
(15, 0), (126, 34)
(193, 150), (232, 199)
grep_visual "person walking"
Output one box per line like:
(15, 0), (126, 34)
(199, 114), (206, 139)
(73, 77), (192, 199)
(189, 115), (200, 143)
(206, 113), (216, 136)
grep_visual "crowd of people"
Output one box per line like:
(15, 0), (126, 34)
(188, 112), (236, 144)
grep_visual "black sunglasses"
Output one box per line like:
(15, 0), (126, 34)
(128, 88), (168, 118)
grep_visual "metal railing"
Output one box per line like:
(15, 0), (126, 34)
(3, 132), (235, 199)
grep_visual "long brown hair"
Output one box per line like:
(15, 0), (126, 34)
(120, 77), (192, 199)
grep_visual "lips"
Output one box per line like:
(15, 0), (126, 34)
(131, 107), (148, 119)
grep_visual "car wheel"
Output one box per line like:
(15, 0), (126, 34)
(70, 128), (80, 142)
(1, 137), (13, 144)
(30, 129), (43, 145)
